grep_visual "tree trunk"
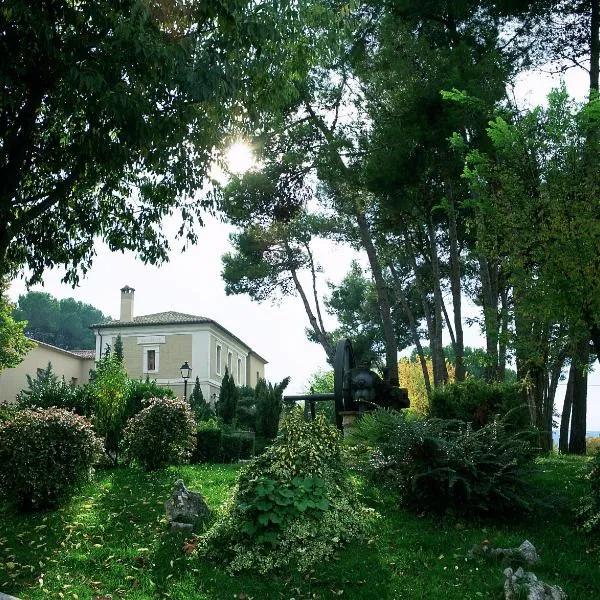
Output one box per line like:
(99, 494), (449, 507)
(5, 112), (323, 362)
(447, 191), (465, 380)
(478, 256), (500, 381)
(498, 282), (510, 382)
(559, 364), (575, 453)
(427, 218), (448, 386)
(356, 208), (398, 385)
(288, 264), (334, 362)
(389, 262), (432, 396)
(569, 338), (589, 455)
(591, 0), (599, 93)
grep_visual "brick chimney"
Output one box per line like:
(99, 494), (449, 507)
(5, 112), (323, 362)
(120, 285), (135, 322)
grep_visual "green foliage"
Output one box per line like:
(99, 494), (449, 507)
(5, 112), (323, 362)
(1, 0), (275, 285)
(16, 362), (93, 416)
(193, 420), (254, 463)
(122, 398), (196, 471)
(0, 408), (102, 510)
(220, 433), (255, 463)
(0, 280), (35, 371)
(578, 449), (600, 532)
(123, 378), (175, 423)
(13, 291), (108, 350)
(88, 353), (130, 461)
(201, 409), (373, 574)
(216, 368), (238, 425)
(429, 379), (529, 430)
(255, 377), (289, 439)
(305, 369), (335, 423)
(239, 476), (329, 545)
(235, 385), (256, 431)
(113, 334), (124, 362)
(188, 376), (214, 422)
(355, 412), (536, 516)
(587, 437), (600, 455)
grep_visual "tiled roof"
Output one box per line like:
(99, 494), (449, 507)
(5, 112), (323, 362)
(93, 312), (212, 328)
(28, 339), (95, 360)
(71, 349), (96, 359)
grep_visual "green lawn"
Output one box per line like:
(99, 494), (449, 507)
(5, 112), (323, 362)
(1, 456), (598, 599)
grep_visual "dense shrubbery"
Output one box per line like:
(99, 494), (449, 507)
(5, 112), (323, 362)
(194, 419), (255, 463)
(201, 409), (372, 573)
(429, 379), (529, 430)
(0, 408), (102, 510)
(351, 409), (536, 516)
(124, 378), (175, 420)
(587, 437), (600, 455)
(16, 363), (93, 416)
(255, 376), (289, 439)
(194, 419), (223, 462)
(578, 449), (600, 532)
(122, 398), (196, 471)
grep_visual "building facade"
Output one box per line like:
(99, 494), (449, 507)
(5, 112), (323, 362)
(92, 287), (267, 401)
(0, 341), (95, 404)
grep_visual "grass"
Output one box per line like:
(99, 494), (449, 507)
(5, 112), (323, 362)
(0, 455), (599, 599)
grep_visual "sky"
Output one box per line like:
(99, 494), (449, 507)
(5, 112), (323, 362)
(7, 65), (600, 429)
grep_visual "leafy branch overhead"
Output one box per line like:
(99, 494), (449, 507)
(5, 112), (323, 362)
(0, 0), (284, 284)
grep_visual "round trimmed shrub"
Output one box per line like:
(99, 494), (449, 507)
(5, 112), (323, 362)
(0, 408), (102, 510)
(122, 397), (196, 471)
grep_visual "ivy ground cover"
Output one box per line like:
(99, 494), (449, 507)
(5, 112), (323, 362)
(1, 457), (599, 599)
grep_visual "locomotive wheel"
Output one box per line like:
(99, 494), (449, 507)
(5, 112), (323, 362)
(333, 338), (355, 430)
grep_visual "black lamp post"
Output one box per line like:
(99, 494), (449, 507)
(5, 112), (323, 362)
(180, 361), (192, 400)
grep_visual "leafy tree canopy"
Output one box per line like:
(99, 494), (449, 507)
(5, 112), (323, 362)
(0, 280), (35, 371)
(0, 0), (281, 284)
(13, 291), (108, 350)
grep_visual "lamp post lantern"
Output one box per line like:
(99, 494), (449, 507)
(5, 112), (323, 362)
(180, 361), (192, 400)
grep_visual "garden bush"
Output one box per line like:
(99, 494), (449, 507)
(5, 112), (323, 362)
(0, 408), (102, 510)
(16, 362), (93, 416)
(194, 419), (223, 462)
(221, 432), (254, 461)
(578, 449), (600, 532)
(201, 409), (373, 574)
(429, 378), (529, 430)
(354, 410), (536, 516)
(122, 397), (196, 471)
(124, 378), (175, 420)
(193, 420), (255, 463)
(587, 436), (600, 455)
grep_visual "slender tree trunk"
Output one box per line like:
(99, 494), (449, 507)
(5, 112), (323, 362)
(441, 298), (456, 350)
(498, 282), (510, 382)
(356, 207), (398, 385)
(288, 264), (334, 361)
(389, 262), (432, 396)
(478, 256), (500, 381)
(447, 191), (465, 380)
(569, 338), (589, 455)
(304, 242), (327, 335)
(559, 364), (575, 453)
(427, 218), (448, 386)
(591, 0), (599, 93)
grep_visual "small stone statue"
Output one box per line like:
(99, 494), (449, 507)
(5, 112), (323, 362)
(164, 479), (210, 532)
